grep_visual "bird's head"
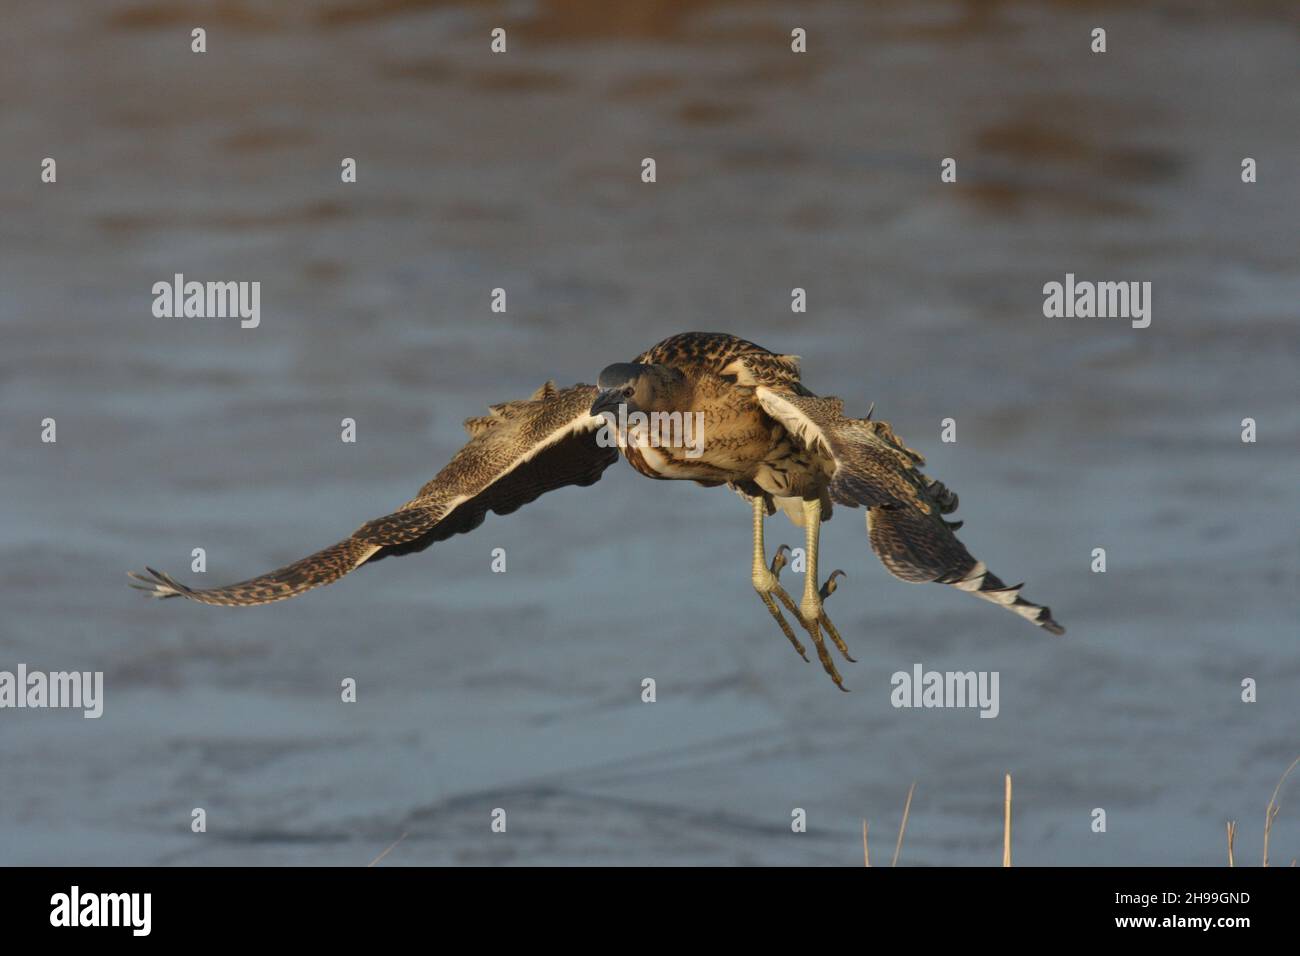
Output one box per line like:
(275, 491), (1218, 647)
(591, 362), (656, 418)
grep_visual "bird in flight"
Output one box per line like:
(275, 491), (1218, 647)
(131, 331), (1064, 690)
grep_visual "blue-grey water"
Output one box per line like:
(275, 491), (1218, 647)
(1, 0), (1297, 865)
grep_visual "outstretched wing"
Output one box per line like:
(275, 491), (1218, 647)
(129, 382), (618, 607)
(754, 387), (1064, 635)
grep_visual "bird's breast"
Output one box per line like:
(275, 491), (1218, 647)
(623, 443), (664, 480)
(616, 397), (786, 484)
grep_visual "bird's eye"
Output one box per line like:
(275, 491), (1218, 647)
(622, 386), (634, 398)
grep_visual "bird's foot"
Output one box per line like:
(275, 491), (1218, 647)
(755, 546), (856, 689)
(753, 545), (808, 662)
(799, 577), (853, 692)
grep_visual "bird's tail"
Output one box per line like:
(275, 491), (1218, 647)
(941, 559), (1065, 635)
(866, 503), (1065, 636)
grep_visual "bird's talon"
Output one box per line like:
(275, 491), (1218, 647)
(819, 569), (845, 600)
(816, 606), (856, 664)
(825, 619), (857, 662)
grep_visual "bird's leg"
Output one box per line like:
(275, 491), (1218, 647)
(751, 496), (807, 662)
(799, 498), (854, 691)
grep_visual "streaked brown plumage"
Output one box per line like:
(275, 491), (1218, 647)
(131, 331), (1064, 689)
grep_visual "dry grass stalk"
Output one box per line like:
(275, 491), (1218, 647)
(1262, 755), (1300, 867)
(1003, 773), (1013, 867)
(892, 782), (916, 867)
(367, 830), (409, 868)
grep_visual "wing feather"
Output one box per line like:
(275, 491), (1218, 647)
(754, 388), (936, 512)
(129, 383), (617, 607)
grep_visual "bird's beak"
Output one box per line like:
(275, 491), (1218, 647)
(590, 389), (624, 419)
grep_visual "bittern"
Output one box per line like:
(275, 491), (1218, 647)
(131, 331), (1064, 690)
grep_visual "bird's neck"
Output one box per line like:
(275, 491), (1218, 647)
(642, 366), (691, 412)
